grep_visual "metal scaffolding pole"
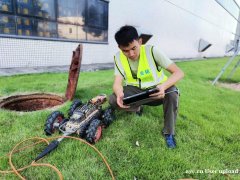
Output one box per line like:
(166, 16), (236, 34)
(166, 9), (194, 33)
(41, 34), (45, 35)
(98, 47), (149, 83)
(212, 9), (240, 85)
(227, 59), (240, 79)
(212, 48), (240, 85)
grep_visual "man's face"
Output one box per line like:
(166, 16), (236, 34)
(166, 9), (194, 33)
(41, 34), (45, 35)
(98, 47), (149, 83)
(119, 39), (142, 61)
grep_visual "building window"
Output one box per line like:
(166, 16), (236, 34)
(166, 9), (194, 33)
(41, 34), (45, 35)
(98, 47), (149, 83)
(0, 0), (109, 43)
(16, 16), (34, 36)
(58, 0), (85, 26)
(0, 14), (15, 34)
(0, 0), (13, 12)
(87, 0), (108, 29)
(216, 0), (240, 20)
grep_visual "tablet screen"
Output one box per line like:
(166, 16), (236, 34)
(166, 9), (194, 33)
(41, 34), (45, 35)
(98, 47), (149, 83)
(123, 87), (159, 105)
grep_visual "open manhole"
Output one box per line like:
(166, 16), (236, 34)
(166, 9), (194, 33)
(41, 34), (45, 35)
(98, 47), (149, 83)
(0, 93), (65, 112)
(0, 44), (82, 112)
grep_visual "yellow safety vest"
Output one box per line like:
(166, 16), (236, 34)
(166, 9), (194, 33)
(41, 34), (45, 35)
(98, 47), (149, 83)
(114, 45), (168, 89)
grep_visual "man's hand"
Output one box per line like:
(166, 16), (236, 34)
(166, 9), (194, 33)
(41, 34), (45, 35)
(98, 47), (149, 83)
(113, 75), (129, 108)
(116, 91), (130, 109)
(150, 84), (166, 99)
(150, 63), (184, 99)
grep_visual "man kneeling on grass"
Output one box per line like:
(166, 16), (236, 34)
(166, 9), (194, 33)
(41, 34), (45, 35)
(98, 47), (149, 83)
(108, 25), (184, 148)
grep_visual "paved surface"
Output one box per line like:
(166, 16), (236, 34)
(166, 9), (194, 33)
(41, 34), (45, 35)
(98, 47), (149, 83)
(0, 63), (114, 76)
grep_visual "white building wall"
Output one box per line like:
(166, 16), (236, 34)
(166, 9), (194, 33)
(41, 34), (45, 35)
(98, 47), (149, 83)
(0, 38), (111, 68)
(0, 0), (238, 68)
(108, 0), (237, 59)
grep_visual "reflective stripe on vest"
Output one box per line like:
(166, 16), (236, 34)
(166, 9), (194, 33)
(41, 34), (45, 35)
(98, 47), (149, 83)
(115, 45), (168, 89)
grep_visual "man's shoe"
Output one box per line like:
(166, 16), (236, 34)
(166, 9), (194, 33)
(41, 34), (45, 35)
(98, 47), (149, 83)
(165, 134), (176, 149)
(136, 106), (143, 116)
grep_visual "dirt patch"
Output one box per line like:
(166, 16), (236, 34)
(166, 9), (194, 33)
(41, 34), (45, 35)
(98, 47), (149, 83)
(218, 82), (240, 91)
(0, 93), (66, 112)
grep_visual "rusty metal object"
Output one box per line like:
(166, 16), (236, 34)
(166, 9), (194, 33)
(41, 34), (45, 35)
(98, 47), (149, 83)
(0, 45), (82, 112)
(65, 44), (83, 100)
(0, 93), (65, 112)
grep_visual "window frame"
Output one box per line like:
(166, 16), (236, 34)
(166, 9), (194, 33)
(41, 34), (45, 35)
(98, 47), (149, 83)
(0, 0), (109, 44)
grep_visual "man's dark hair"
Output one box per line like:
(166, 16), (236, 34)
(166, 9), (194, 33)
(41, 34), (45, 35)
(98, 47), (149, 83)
(115, 25), (139, 47)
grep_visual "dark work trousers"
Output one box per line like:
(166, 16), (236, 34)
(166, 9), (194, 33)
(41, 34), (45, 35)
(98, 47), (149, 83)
(108, 85), (179, 135)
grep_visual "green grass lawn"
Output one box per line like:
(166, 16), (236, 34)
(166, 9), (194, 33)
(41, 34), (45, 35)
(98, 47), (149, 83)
(0, 57), (240, 179)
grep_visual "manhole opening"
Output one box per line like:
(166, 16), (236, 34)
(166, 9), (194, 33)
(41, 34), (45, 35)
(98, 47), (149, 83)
(0, 44), (82, 112)
(0, 93), (66, 112)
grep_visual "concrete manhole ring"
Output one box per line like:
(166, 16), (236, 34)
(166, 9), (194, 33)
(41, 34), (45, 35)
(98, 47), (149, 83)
(0, 45), (82, 112)
(0, 93), (66, 112)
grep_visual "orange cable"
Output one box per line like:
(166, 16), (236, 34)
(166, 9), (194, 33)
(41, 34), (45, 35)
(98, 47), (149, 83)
(0, 138), (49, 174)
(31, 161), (63, 180)
(8, 137), (50, 180)
(49, 136), (115, 180)
(1, 136), (115, 180)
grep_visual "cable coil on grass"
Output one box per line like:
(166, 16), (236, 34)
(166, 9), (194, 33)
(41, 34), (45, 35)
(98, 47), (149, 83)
(0, 136), (115, 180)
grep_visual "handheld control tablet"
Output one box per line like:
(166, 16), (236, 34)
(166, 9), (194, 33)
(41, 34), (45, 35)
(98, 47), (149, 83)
(123, 87), (159, 105)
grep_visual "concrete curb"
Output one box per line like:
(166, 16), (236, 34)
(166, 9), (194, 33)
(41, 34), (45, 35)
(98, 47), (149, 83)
(0, 63), (115, 76)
